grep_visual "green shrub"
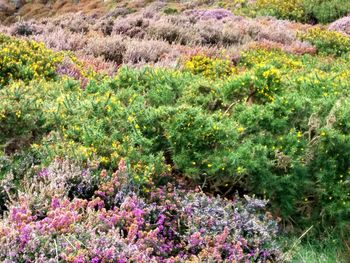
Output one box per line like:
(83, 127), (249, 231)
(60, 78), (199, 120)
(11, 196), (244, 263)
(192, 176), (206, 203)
(299, 28), (350, 56)
(164, 106), (241, 185)
(184, 55), (235, 80)
(0, 34), (63, 88)
(303, 0), (350, 24)
(254, 0), (350, 23)
(163, 7), (179, 15)
(26, 76), (170, 189)
(255, 0), (306, 22)
(0, 82), (48, 152)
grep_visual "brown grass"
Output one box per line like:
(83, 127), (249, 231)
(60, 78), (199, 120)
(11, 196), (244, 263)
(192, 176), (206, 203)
(1, 0), (107, 23)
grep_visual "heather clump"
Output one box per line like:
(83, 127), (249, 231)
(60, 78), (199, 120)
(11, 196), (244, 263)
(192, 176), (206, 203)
(147, 17), (198, 45)
(329, 15), (350, 35)
(183, 8), (235, 21)
(50, 12), (94, 33)
(9, 20), (43, 36)
(257, 21), (296, 45)
(113, 15), (150, 39)
(0, 160), (281, 262)
(124, 39), (171, 64)
(32, 28), (87, 51)
(222, 18), (261, 46)
(84, 35), (126, 64)
(0, 5), (313, 69)
(78, 55), (118, 76)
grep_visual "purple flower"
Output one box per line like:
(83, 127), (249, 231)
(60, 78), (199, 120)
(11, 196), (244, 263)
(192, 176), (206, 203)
(51, 198), (60, 209)
(82, 169), (89, 177)
(133, 208), (144, 217)
(91, 257), (100, 263)
(19, 225), (32, 251)
(188, 232), (202, 247)
(73, 255), (85, 263)
(38, 168), (49, 178)
(184, 9), (235, 20)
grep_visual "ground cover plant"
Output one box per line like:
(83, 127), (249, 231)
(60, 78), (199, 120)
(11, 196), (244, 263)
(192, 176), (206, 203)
(1, 1), (350, 262)
(0, 159), (281, 262)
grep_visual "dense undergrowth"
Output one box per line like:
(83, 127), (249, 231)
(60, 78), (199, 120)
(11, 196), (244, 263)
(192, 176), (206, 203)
(1, 1), (350, 262)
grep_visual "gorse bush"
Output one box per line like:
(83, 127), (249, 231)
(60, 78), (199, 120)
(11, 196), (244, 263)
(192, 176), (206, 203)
(255, 0), (306, 22)
(303, 0), (350, 24)
(0, 81), (49, 152)
(184, 55), (235, 79)
(299, 28), (350, 56)
(0, 34), (62, 87)
(254, 0), (350, 23)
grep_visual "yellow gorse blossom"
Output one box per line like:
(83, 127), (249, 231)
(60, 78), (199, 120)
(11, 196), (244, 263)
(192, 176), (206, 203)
(184, 55), (235, 80)
(0, 33), (63, 86)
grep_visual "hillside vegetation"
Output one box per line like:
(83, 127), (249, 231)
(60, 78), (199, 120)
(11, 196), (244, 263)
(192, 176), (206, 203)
(0, 0), (350, 262)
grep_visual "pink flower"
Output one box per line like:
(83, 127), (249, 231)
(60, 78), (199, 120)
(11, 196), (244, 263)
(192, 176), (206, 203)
(188, 231), (202, 247)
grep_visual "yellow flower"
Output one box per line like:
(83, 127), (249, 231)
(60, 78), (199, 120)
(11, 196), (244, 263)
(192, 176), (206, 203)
(236, 166), (244, 174)
(100, 156), (109, 164)
(237, 126), (245, 133)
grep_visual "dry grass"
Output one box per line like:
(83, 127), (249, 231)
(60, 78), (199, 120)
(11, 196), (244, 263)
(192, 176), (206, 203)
(1, 0), (106, 23)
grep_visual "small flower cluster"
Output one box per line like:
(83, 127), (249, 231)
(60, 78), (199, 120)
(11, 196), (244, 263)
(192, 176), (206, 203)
(184, 55), (235, 80)
(0, 160), (281, 262)
(56, 56), (89, 89)
(255, 0), (306, 22)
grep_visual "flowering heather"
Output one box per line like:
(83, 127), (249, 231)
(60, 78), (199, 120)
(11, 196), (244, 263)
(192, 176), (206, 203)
(257, 22), (296, 45)
(0, 160), (281, 262)
(49, 12), (94, 34)
(56, 56), (89, 88)
(183, 8), (235, 21)
(0, 5), (317, 71)
(32, 28), (87, 52)
(9, 20), (43, 36)
(250, 39), (316, 55)
(78, 55), (118, 76)
(329, 16), (350, 35)
(84, 35), (126, 64)
(124, 39), (171, 64)
(113, 15), (150, 39)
